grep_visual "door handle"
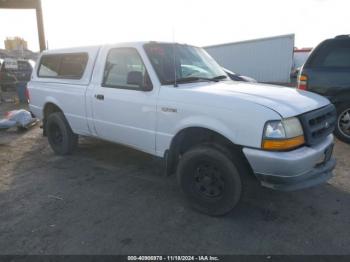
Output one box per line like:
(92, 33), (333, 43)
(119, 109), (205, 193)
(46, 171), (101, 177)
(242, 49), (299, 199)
(95, 94), (104, 100)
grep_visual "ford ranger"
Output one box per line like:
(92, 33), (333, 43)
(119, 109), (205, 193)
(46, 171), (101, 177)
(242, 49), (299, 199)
(28, 42), (336, 216)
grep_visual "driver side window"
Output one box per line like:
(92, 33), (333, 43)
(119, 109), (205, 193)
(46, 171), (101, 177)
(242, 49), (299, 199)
(102, 48), (152, 90)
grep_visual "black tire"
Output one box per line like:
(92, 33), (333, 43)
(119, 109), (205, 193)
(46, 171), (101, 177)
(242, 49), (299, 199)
(177, 145), (245, 216)
(335, 103), (350, 144)
(46, 112), (78, 155)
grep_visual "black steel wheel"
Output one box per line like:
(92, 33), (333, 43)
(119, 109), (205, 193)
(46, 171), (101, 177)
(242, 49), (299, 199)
(193, 162), (225, 199)
(177, 145), (243, 216)
(50, 122), (64, 146)
(46, 112), (78, 155)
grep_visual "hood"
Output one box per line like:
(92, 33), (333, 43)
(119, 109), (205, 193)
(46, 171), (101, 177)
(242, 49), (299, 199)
(181, 81), (330, 118)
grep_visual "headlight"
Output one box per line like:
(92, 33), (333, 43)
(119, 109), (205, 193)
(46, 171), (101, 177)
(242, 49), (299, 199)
(262, 117), (305, 151)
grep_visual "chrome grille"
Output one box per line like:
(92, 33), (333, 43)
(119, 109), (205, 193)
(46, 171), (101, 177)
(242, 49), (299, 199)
(299, 104), (336, 145)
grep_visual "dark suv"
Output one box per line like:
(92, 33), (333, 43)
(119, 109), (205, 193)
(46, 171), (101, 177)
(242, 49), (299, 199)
(298, 35), (350, 143)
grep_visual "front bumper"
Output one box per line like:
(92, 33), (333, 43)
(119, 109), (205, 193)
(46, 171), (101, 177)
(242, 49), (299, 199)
(243, 134), (336, 191)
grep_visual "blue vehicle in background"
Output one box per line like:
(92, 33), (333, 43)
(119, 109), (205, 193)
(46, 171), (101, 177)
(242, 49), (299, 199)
(298, 35), (350, 144)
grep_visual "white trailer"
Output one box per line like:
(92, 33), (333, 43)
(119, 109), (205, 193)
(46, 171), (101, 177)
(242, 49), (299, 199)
(204, 34), (295, 83)
(293, 48), (312, 69)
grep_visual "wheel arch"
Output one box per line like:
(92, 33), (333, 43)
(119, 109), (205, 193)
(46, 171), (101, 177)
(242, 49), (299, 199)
(165, 126), (248, 176)
(42, 100), (65, 136)
(43, 102), (63, 118)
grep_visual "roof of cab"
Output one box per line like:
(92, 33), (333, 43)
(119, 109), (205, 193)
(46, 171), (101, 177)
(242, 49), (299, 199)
(40, 41), (190, 54)
(41, 45), (101, 54)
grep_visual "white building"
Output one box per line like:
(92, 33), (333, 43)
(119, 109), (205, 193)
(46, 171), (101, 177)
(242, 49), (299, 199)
(204, 34), (295, 83)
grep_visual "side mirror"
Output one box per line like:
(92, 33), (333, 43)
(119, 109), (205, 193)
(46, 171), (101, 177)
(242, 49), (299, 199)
(127, 71), (153, 91)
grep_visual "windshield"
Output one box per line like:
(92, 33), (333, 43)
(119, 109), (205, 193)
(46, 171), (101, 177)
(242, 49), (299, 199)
(144, 43), (227, 85)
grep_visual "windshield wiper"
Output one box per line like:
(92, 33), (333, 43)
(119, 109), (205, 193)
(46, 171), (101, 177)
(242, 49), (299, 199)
(166, 75), (227, 85)
(211, 75), (228, 81)
(176, 76), (219, 83)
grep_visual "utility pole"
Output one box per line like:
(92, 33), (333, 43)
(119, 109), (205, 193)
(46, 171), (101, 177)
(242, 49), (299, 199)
(0, 0), (46, 51)
(35, 0), (45, 51)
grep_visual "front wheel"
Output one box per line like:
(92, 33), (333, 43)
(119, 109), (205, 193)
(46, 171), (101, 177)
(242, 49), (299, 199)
(177, 145), (243, 216)
(335, 103), (350, 144)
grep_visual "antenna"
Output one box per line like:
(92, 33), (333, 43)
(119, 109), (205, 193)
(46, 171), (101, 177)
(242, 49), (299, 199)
(172, 27), (178, 87)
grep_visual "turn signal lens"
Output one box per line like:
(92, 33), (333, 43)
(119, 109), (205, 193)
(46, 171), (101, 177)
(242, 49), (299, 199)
(262, 135), (305, 151)
(299, 75), (308, 81)
(298, 75), (308, 90)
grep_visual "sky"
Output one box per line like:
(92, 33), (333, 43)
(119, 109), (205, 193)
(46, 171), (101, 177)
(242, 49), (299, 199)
(0, 0), (349, 51)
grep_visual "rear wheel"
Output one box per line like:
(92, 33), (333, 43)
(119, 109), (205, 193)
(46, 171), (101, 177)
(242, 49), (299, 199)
(177, 145), (244, 216)
(46, 112), (78, 155)
(335, 103), (350, 144)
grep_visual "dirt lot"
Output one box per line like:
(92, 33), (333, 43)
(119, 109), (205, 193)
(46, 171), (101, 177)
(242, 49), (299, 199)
(0, 102), (349, 255)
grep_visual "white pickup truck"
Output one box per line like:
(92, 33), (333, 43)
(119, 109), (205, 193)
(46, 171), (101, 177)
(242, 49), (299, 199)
(28, 42), (336, 216)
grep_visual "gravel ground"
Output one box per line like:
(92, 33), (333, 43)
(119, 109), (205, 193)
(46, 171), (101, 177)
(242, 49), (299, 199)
(0, 102), (349, 255)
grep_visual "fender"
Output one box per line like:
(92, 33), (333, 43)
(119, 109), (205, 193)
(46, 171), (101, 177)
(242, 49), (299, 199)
(42, 97), (66, 124)
(41, 98), (65, 136)
(162, 117), (240, 176)
(173, 115), (238, 146)
(43, 96), (64, 115)
(156, 114), (238, 158)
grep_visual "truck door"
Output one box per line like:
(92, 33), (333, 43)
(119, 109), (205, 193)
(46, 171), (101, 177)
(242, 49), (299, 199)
(89, 47), (157, 154)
